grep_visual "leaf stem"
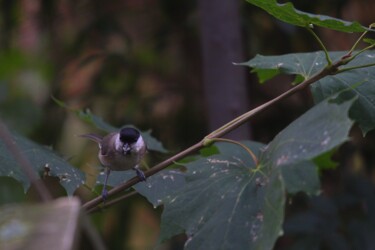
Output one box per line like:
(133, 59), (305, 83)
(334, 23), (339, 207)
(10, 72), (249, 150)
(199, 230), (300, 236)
(208, 138), (258, 166)
(347, 30), (369, 56)
(307, 27), (332, 65)
(350, 44), (375, 59)
(347, 23), (375, 57)
(336, 61), (375, 74)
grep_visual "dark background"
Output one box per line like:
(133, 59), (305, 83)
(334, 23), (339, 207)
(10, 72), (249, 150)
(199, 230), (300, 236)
(1, 0), (375, 249)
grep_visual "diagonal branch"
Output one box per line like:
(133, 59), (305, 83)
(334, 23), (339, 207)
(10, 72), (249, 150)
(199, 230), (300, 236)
(82, 56), (348, 212)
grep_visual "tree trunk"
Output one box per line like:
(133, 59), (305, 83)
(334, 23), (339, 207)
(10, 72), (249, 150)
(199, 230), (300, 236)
(198, 0), (251, 140)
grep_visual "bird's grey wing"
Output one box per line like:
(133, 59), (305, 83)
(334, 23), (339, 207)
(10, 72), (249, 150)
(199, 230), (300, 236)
(100, 132), (117, 155)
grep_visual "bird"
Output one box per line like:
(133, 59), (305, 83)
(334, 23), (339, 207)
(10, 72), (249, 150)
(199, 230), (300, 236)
(80, 127), (147, 200)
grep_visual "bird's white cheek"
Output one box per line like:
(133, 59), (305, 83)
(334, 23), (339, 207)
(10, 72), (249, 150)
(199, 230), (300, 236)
(114, 134), (123, 152)
(133, 137), (145, 152)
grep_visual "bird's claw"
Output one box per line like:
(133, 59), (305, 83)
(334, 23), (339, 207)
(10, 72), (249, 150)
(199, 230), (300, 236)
(135, 168), (146, 181)
(101, 188), (108, 201)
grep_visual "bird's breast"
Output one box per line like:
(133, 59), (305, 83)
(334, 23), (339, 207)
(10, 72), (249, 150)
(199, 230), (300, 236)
(98, 150), (141, 171)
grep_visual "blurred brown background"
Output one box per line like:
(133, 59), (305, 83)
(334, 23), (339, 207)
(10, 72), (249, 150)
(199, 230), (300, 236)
(1, 0), (375, 249)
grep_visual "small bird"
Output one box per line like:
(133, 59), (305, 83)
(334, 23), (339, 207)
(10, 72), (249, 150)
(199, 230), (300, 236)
(80, 127), (147, 200)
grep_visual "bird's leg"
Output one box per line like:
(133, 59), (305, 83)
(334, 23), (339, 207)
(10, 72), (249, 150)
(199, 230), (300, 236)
(133, 166), (146, 181)
(102, 167), (111, 201)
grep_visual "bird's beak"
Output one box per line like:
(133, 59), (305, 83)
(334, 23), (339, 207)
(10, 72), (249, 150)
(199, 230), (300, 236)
(123, 143), (131, 155)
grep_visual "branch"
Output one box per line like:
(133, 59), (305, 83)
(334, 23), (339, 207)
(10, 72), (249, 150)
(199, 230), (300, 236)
(82, 55), (348, 212)
(87, 190), (138, 214)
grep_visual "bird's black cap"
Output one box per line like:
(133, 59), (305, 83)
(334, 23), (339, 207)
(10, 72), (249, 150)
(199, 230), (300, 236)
(119, 127), (140, 143)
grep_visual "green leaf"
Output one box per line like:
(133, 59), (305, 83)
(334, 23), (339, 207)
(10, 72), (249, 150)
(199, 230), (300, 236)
(77, 109), (118, 133)
(53, 96), (116, 132)
(363, 38), (375, 46)
(262, 97), (354, 167)
(238, 51), (329, 82)
(246, 0), (367, 32)
(280, 161), (320, 195)
(313, 149), (338, 171)
(240, 50), (375, 134)
(138, 129), (168, 153)
(199, 144), (220, 157)
(0, 130), (85, 195)
(159, 141), (284, 250)
(250, 68), (280, 84)
(158, 98), (353, 249)
(96, 169), (185, 207)
(135, 170), (186, 207)
(262, 97), (354, 194)
(311, 51), (375, 135)
(95, 170), (134, 188)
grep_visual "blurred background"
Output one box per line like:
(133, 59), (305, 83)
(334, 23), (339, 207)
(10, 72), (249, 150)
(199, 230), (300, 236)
(1, 0), (375, 249)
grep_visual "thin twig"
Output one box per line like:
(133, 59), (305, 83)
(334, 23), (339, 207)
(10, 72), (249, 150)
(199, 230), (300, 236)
(0, 121), (52, 202)
(87, 190), (138, 214)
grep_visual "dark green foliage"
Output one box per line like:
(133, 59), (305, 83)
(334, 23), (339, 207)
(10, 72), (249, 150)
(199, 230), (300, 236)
(0, 130), (85, 195)
(246, 0), (367, 32)
(158, 98), (353, 249)
(240, 51), (375, 135)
